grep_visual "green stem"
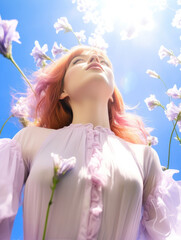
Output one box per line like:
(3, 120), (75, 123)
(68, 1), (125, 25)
(42, 184), (56, 240)
(0, 114), (14, 136)
(45, 56), (55, 63)
(158, 103), (165, 110)
(159, 77), (168, 90)
(9, 55), (35, 94)
(71, 30), (81, 45)
(167, 114), (181, 169)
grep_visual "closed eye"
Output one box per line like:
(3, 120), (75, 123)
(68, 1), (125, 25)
(73, 58), (84, 64)
(100, 60), (110, 67)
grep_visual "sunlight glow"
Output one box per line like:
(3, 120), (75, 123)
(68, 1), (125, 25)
(99, 0), (167, 39)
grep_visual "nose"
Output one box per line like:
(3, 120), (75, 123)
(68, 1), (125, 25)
(88, 54), (100, 63)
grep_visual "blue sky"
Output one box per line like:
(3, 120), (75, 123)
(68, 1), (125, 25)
(1, 0), (181, 239)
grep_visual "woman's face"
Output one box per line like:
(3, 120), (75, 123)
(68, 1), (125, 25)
(61, 50), (115, 103)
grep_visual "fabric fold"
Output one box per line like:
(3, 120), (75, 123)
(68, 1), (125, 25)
(0, 138), (24, 240)
(139, 169), (181, 240)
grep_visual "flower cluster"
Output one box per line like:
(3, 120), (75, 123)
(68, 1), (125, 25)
(144, 2), (181, 167)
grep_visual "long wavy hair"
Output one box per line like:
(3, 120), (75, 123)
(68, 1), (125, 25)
(25, 45), (148, 144)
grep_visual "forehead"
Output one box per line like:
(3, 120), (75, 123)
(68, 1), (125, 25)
(69, 49), (112, 66)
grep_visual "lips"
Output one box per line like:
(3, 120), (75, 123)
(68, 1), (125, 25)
(86, 63), (104, 71)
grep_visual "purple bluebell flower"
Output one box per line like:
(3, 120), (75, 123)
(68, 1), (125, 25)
(158, 45), (172, 60)
(74, 30), (86, 43)
(147, 135), (158, 146)
(166, 84), (181, 99)
(165, 102), (181, 121)
(144, 95), (161, 111)
(11, 97), (29, 118)
(51, 153), (76, 177)
(51, 42), (68, 58)
(167, 55), (180, 67)
(146, 69), (160, 79)
(30, 40), (49, 67)
(54, 17), (72, 34)
(0, 16), (21, 58)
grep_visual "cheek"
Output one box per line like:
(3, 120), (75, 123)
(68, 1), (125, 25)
(64, 67), (84, 92)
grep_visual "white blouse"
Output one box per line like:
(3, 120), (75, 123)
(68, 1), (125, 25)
(0, 123), (181, 240)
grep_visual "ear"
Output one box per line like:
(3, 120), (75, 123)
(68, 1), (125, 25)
(59, 90), (69, 100)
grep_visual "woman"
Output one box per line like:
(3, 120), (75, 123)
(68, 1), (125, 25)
(0, 45), (181, 240)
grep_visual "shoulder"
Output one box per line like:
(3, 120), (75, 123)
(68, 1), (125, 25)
(13, 126), (55, 162)
(13, 126), (54, 142)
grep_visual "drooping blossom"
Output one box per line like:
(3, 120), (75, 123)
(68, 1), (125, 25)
(172, 9), (181, 29)
(11, 97), (29, 118)
(158, 45), (172, 60)
(51, 153), (76, 177)
(0, 16), (21, 58)
(147, 135), (158, 146)
(54, 17), (72, 34)
(146, 69), (160, 79)
(74, 30), (86, 43)
(30, 40), (49, 67)
(166, 84), (181, 99)
(165, 102), (181, 121)
(88, 33), (108, 51)
(51, 42), (68, 58)
(167, 55), (180, 67)
(144, 95), (161, 111)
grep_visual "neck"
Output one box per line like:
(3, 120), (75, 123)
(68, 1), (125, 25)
(71, 99), (110, 129)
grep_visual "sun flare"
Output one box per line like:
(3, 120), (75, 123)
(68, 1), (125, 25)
(99, 0), (167, 39)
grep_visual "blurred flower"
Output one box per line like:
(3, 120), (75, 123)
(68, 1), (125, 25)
(158, 45), (172, 60)
(11, 97), (29, 118)
(0, 16), (21, 58)
(30, 40), (49, 67)
(51, 42), (68, 58)
(82, 10), (99, 24)
(146, 69), (160, 79)
(172, 9), (181, 29)
(74, 30), (86, 43)
(165, 102), (181, 121)
(120, 27), (139, 40)
(147, 135), (158, 146)
(76, 0), (97, 13)
(167, 55), (180, 66)
(88, 33), (108, 51)
(178, 0), (181, 5)
(166, 84), (181, 99)
(144, 95), (161, 111)
(51, 153), (76, 177)
(54, 17), (72, 34)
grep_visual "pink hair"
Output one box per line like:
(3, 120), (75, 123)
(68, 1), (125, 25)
(25, 45), (148, 144)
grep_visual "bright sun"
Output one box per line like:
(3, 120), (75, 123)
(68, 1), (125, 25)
(99, 0), (167, 39)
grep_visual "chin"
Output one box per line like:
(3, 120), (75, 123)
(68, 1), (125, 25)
(69, 77), (114, 101)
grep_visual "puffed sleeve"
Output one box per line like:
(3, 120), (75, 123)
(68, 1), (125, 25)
(139, 147), (181, 240)
(0, 138), (25, 240)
